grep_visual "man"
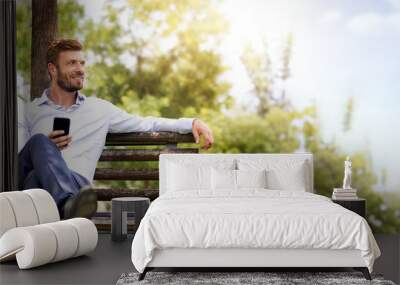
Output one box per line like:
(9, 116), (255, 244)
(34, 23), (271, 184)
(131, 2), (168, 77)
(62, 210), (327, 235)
(18, 38), (214, 219)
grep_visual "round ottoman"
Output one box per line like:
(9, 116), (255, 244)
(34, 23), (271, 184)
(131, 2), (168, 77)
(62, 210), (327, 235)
(111, 197), (150, 241)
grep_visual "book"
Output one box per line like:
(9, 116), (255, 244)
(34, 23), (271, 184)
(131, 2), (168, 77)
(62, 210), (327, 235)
(332, 197), (358, 201)
(332, 194), (359, 200)
(332, 192), (358, 196)
(333, 188), (357, 193)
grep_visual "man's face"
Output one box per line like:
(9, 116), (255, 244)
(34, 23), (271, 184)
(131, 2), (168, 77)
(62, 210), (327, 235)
(50, 51), (86, 92)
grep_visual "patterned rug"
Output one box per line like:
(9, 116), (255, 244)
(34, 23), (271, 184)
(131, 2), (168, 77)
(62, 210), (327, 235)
(116, 271), (396, 285)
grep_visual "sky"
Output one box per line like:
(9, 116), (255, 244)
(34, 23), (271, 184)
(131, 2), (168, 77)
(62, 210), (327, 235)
(78, 0), (400, 192)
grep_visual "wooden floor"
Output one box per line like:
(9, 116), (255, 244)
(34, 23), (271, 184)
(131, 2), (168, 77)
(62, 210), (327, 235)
(0, 233), (134, 285)
(0, 234), (398, 285)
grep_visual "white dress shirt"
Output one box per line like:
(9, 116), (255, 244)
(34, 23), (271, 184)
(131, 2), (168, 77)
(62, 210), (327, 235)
(18, 89), (194, 183)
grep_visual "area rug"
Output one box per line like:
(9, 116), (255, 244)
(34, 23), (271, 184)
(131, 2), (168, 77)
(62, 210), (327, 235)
(116, 271), (396, 285)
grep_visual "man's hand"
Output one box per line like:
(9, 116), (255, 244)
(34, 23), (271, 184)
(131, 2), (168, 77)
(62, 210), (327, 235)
(48, 130), (72, 150)
(192, 119), (214, 150)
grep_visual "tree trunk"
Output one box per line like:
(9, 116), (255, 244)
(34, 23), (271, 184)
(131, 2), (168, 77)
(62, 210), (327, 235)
(31, 0), (57, 100)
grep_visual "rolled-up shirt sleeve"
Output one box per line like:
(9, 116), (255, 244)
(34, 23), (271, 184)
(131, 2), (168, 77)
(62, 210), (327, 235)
(106, 101), (194, 134)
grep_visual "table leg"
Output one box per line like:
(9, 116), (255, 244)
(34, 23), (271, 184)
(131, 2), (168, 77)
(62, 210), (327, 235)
(111, 202), (123, 241)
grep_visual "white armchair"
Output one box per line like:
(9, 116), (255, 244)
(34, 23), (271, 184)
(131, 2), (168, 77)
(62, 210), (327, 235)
(0, 189), (98, 269)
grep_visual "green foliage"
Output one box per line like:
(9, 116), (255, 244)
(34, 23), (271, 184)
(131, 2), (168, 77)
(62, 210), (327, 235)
(240, 34), (293, 116)
(279, 34), (293, 81)
(16, 0), (31, 89)
(58, 0), (85, 39)
(83, 0), (231, 117)
(343, 96), (354, 132)
(196, 108), (301, 154)
(240, 41), (273, 116)
(381, 191), (400, 210)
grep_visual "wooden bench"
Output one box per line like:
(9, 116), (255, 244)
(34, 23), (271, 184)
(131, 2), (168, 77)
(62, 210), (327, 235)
(93, 132), (198, 201)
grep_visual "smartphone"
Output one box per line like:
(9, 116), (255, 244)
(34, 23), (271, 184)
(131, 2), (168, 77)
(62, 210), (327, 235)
(53, 117), (70, 137)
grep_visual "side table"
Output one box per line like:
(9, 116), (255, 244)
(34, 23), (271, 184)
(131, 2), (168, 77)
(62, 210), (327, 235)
(332, 198), (366, 218)
(111, 197), (150, 241)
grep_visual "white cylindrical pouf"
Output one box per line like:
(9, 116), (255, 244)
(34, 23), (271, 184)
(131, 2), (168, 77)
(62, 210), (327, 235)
(0, 226), (57, 269)
(23, 189), (60, 223)
(67, 218), (98, 257)
(42, 221), (79, 262)
(0, 196), (17, 237)
(1, 192), (39, 227)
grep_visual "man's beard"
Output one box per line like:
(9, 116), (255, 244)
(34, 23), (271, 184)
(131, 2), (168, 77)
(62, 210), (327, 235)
(56, 67), (84, 92)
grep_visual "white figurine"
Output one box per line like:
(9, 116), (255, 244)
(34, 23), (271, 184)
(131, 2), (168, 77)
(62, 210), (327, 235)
(342, 156), (352, 189)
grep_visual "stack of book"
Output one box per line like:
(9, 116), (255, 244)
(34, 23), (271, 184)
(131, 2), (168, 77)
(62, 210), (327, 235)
(332, 188), (358, 200)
